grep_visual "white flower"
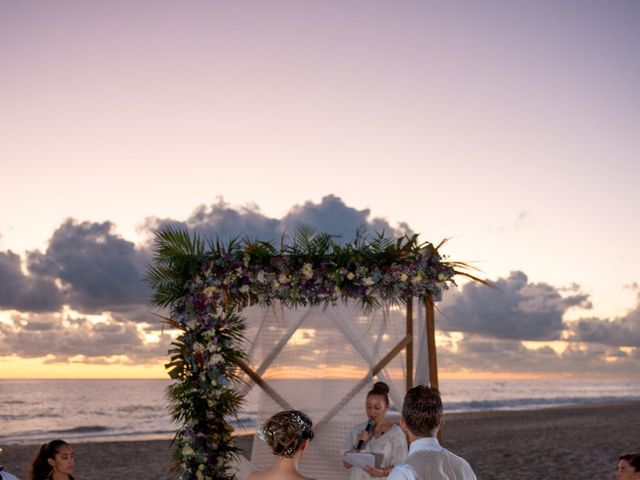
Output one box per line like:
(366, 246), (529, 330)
(272, 279), (280, 289)
(362, 276), (374, 286)
(278, 273), (290, 284)
(239, 284), (250, 293)
(256, 270), (266, 283)
(203, 286), (217, 298)
(411, 274), (423, 284)
(301, 263), (314, 279)
(438, 272), (446, 281)
(182, 445), (195, 457)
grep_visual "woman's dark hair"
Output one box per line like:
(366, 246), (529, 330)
(619, 452), (640, 472)
(260, 410), (314, 458)
(29, 440), (68, 480)
(367, 381), (390, 406)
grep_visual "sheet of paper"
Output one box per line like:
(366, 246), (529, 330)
(342, 452), (376, 470)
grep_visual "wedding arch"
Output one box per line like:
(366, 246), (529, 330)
(147, 227), (482, 480)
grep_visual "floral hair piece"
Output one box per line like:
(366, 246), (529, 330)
(289, 411), (314, 440)
(259, 410), (314, 457)
(257, 421), (268, 441)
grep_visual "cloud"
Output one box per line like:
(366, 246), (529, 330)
(489, 210), (534, 234)
(281, 195), (411, 241)
(439, 271), (591, 340)
(0, 312), (169, 362)
(0, 250), (63, 312)
(2, 195), (638, 376)
(26, 219), (151, 313)
(435, 333), (640, 377)
(569, 295), (640, 347)
(143, 195), (410, 245)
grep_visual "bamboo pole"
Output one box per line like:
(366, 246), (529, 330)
(424, 293), (442, 442)
(425, 293), (439, 390)
(405, 296), (413, 392)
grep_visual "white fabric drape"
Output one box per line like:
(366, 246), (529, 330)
(238, 300), (429, 480)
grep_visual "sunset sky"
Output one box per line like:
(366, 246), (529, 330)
(1, 1), (639, 379)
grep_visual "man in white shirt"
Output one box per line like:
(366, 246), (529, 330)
(388, 385), (476, 480)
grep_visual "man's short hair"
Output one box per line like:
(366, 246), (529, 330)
(402, 385), (443, 436)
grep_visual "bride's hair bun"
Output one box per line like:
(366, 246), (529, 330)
(259, 410), (314, 458)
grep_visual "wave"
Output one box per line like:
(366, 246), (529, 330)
(50, 425), (110, 434)
(0, 426), (177, 445)
(0, 413), (61, 421)
(116, 405), (160, 413)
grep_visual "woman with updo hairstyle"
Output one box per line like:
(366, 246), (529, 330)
(342, 381), (407, 479)
(29, 439), (86, 480)
(248, 410), (316, 480)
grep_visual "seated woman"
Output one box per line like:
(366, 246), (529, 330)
(248, 410), (315, 480)
(617, 452), (640, 480)
(29, 440), (87, 480)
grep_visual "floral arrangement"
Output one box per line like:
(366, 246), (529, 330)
(147, 227), (479, 480)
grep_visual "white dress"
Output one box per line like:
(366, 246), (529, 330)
(342, 421), (408, 480)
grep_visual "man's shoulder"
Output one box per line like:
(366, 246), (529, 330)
(441, 447), (472, 464)
(387, 463), (415, 480)
(403, 448), (476, 479)
(420, 447), (472, 466)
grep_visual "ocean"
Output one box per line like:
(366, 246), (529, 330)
(1, 378), (639, 445)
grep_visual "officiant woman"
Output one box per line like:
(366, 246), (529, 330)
(342, 382), (407, 479)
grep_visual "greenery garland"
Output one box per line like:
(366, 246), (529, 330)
(147, 227), (480, 480)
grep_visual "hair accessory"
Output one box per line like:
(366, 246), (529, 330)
(260, 410), (315, 458)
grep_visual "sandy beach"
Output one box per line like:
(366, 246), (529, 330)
(2, 400), (638, 479)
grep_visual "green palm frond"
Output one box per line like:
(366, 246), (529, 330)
(145, 226), (205, 308)
(155, 226), (204, 259)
